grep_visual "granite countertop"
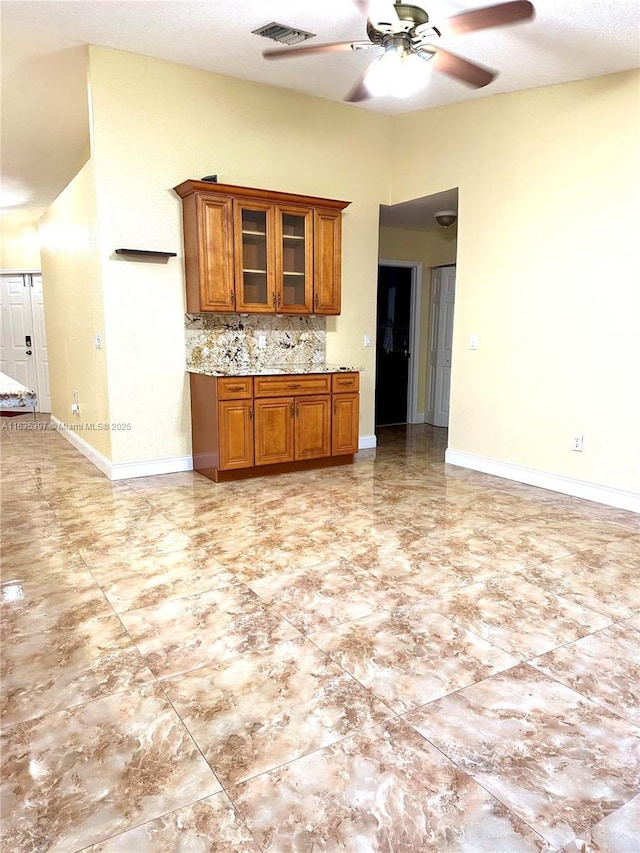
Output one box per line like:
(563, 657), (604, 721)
(187, 364), (362, 377)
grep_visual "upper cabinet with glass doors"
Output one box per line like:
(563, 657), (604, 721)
(174, 181), (349, 315)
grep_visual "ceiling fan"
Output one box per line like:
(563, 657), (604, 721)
(263, 0), (535, 102)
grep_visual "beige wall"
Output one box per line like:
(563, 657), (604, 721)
(391, 70), (640, 493)
(28, 54), (640, 494)
(0, 208), (45, 270)
(379, 224), (457, 415)
(87, 46), (392, 463)
(39, 159), (111, 457)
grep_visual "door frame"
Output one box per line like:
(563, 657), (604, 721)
(378, 259), (423, 425)
(425, 263), (456, 428)
(1, 268), (50, 412)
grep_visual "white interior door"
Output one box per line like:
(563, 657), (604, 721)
(426, 265), (456, 428)
(29, 275), (51, 412)
(0, 272), (51, 412)
(0, 274), (37, 391)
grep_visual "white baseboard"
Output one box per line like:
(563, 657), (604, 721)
(445, 448), (640, 513)
(111, 456), (193, 480)
(413, 412), (426, 424)
(51, 417), (193, 481)
(53, 417), (377, 477)
(358, 434), (377, 450)
(51, 416), (113, 477)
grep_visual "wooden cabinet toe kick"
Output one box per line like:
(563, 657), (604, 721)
(209, 454), (354, 482)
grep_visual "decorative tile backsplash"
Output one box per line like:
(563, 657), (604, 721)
(185, 314), (326, 374)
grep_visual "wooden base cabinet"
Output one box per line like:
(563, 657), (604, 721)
(190, 372), (359, 482)
(218, 400), (254, 470)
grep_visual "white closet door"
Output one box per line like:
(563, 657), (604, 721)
(426, 266), (456, 428)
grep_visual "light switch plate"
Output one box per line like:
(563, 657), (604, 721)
(469, 334), (478, 350)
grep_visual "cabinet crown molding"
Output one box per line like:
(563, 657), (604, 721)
(173, 180), (350, 211)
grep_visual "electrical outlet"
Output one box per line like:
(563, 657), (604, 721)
(572, 434), (584, 452)
(469, 334), (478, 350)
(258, 334), (266, 349)
(94, 333), (103, 349)
(364, 334), (372, 347)
(71, 402), (80, 415)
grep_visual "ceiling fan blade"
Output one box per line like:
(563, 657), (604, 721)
(439, 1), (535, 37)
(263, 41), (370, 60)
(344, 58), (377, 103)
(430, 47), (496, 88)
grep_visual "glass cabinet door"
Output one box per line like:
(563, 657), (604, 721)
(233, 200), (275, 312)
(276, 206), (312, 314)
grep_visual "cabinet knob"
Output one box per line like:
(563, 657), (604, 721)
(314, 293), (319, 307)
(249, 406), (253, 421)
(288, 383), (301, 389)
(290, 404), (295, 418)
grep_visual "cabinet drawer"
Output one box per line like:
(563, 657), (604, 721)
(332, 372), (359, 393)
(217, 377), (253, 399)
(254, 374), (331, 398)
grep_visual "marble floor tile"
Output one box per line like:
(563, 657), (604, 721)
(625, 612), (640, 630)
(514, 544), (640, 620)
(530, 623), (640, 726)
(406, 664), (640, 849)
(427, 574), (612, 660)
(77, 518), (194, 567)
(163, 637), (392, 787)
(230, 718), (553, 852)
(0, 685), (220, 852)
(207, 532), (331, 582)
(120, 584), (301, 678)
(429, 521), (575, 571)
(310, 603), (519, 713)
(3, 421), (638, 849)
(559, 795), (640, 852)
(1, 614), (155, 726)
(85, 792), (260, 852)
(247, 558), (410, 634)
(89, 549), (236, 612)
(525, 514), (639, 553)
(1, 571), (113, 638)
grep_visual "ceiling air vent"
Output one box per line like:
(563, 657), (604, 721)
(252, 23), (316, 46)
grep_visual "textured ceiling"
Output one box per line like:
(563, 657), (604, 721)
(1, 0), (639, 214)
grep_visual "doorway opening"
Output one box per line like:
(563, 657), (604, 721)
(0, 272), (51, 413)
(375, 260), (421, 427)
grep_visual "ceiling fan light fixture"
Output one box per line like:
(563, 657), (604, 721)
(434, 210), (457, 228)
(365, 48), (433, 98)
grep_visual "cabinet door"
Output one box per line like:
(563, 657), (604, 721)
(295, 395), (331, 460)
(218, 400), (254, 470)
(313, 208), (342, 315)
(194, 196), (234, 312)
(234, 200), (276, 313)
(275, 205), (312, 314)
(332, 392), (359, 455)
(255, 397), (295, 465)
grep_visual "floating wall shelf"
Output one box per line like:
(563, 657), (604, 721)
(115, 249), (177, 259)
